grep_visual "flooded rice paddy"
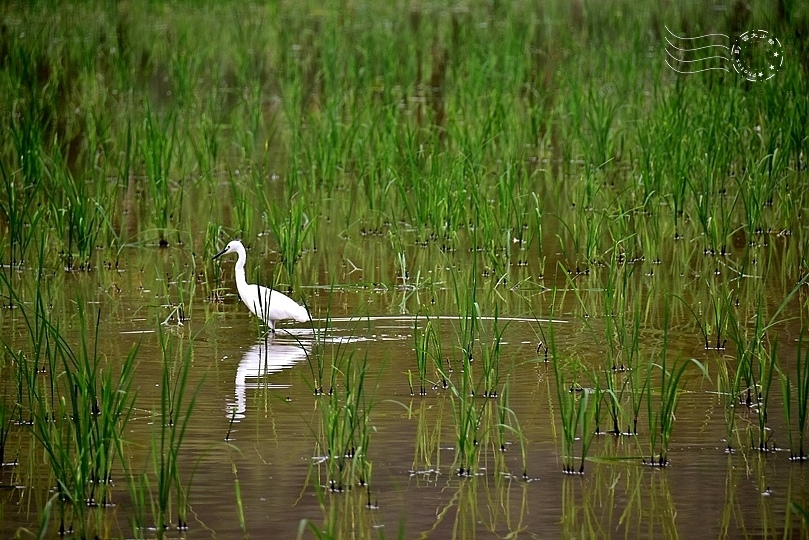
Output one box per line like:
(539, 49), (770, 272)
(2, 235), (808, 538)
(2, 1), (809, 538)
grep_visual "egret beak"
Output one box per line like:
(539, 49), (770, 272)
(212, 247), (229, 260)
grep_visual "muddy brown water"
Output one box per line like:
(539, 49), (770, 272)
(1, 245), (807, 539)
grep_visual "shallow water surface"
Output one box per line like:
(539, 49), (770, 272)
(2, 248), (807, 539)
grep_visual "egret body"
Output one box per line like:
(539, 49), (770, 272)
(213, 240), (311, 332)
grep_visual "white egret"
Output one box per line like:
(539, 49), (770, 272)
(212, 240), (311, 332)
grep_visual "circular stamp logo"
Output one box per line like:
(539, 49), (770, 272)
(731, 30), (783, 82)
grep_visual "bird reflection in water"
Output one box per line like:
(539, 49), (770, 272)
(227, 336), (308, 420)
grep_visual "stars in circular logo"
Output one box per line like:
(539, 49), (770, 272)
(731, 30), (783, 82)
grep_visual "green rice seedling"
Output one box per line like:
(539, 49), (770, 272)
(622, 304), (647, 436)
(449, 262), (479, 364)
(7, 90), (47, 190)
(57, 307), (139, 507)
(480, 310), (505, 398)
(752, 339), (778, 452)
(706, 281), (732, 352)
(556, 262), (590, 318)
(677, 279), (730, 351)
(688, 170), (738, 256)
(593, 267), (638, 436)
(645, 305), (708, 466)
(747, 280), (809, 453)
(600, 366), (629, 436)
(141, 102), (179, 247)
(1, 271), (53, 426)
(588, 370), (605, 436)
(234, 80), (267, 163)
(727, 276), (807, 417)
(645, 356), (692, 467)
(0, 160), (45, 267)
(228, 170), (254, 239)
(169, 264), (199, 327)
(188, 109), (220, 183)
(531, 192), (546, 274)
(455, 393), (480, 479)
(265, 193), (313, 291)
(736, 170), (768, 247)
(553, 361), (595, 474)
(316, 352), (377, 492)
(203, 222), (228, 301)
(780, 336), (809, 460)
(393, 239), (409, 295)
(579, 83), (621, 172)
(496, 380), (509, 453)
(5, 298), (140, 537)
(473, 192), (514, 282)
(548, 314), (595, 474)
(717, 360), (743, 453)
(428, 319), (449, 391)
(411, 398), (445, 478)
(443, 364), (482, 477)
(601, 248), (633, 352)
(725, 301), (763, 409)
(349, 357), (378, 491)
(298, 288), (349, 396)
(356, 154), (395, 234)
(150, 324), (201, 532)
(0, 393), (17, 468)
(43, 151), (107, 271)
(413, 318), (434, 396)
(582, 207), (608, 267)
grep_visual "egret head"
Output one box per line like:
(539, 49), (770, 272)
(212, 240), (244, 261)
